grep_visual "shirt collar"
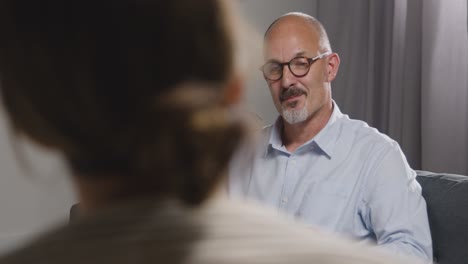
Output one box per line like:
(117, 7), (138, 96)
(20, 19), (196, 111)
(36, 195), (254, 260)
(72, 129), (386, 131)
(263, 116), (284, 157)
(264, 101), (343, 158)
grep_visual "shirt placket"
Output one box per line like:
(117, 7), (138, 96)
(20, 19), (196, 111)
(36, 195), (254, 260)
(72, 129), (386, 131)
(279, 154), (298, 211)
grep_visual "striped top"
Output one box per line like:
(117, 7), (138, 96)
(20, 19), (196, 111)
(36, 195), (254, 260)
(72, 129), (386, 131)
(0, 196), (424, 264)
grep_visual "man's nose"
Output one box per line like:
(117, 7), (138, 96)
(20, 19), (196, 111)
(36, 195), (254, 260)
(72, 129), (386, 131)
(281, 65), (297, 88)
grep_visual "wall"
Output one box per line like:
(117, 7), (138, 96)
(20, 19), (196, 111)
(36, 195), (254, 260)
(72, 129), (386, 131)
(0, 106), (76, 254)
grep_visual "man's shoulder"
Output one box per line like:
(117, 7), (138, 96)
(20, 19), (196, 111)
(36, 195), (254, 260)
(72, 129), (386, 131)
(338, 115), (399, 153)
(245, 124), (275, 151)
(259, 124), (274, 135)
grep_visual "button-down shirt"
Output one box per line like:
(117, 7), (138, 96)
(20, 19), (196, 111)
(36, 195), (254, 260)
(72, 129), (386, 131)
(229, 103), (432, 261)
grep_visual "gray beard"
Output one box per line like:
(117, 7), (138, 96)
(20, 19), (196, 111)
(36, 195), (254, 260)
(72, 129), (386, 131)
(281, 104), (309, 124)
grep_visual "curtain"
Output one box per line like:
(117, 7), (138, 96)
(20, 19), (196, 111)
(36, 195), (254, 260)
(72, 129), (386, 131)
(421, 0), (468, 174)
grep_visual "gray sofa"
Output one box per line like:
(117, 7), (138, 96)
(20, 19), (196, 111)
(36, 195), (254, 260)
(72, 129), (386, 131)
(415, 171), (468, 264)
(69, 171), (468, 264)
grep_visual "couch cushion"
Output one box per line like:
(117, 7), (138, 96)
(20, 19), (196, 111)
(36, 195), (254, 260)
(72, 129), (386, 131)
(416, 171), (468, 264)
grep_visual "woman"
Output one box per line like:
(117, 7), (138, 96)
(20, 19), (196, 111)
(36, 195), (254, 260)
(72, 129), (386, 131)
(0, 0), (423, 263)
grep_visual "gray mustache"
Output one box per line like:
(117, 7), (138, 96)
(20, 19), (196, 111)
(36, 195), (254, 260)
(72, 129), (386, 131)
(280, 87), (306, 101)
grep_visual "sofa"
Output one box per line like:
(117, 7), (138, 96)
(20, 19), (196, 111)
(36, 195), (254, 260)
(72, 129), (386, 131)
(415, 170), (468, 264)
(69, 170), (468, 264)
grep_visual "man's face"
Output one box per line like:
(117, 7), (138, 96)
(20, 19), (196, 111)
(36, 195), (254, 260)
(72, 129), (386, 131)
(263, 17), (331, 125)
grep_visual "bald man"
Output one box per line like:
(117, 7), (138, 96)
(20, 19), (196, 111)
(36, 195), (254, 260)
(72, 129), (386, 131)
(229, 13), (432, 262)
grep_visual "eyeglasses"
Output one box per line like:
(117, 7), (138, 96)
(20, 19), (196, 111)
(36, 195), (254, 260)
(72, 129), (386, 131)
(261, 51), (332, 81)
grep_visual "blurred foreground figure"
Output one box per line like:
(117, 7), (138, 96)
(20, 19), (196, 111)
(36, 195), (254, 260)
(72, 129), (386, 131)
(0, 1), (424, 263)
(229, 12), (432, 261)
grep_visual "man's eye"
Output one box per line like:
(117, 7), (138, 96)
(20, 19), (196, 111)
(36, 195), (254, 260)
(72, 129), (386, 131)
(292, 59), (309, 68)
(267, 64), (282, 73)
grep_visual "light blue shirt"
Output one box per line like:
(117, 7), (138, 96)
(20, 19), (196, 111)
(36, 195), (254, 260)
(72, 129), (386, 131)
(229, 103), (432, 261)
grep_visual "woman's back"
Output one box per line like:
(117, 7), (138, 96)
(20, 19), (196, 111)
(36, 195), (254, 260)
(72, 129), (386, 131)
(0, 197), (421, 264)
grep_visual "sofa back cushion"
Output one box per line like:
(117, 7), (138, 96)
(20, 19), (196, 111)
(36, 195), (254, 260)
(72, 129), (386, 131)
(416, 171), (468, 264)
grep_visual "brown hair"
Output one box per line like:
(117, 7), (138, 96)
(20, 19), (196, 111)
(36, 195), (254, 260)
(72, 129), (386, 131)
(0, 0), (244, 205)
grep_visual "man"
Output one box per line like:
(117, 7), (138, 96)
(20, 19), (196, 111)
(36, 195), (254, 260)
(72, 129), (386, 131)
(229, 12), (432, 261)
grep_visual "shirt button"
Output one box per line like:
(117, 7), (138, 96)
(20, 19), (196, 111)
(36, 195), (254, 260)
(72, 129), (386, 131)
(281, 197), (288, 204)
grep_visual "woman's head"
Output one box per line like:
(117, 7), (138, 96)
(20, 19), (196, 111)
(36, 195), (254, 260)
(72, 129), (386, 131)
(0, 0), (245, 205)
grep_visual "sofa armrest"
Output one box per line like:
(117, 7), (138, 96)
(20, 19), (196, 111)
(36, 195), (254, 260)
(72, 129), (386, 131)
(416, 170), (468, 264)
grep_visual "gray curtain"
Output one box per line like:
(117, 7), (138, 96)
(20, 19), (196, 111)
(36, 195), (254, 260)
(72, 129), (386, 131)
(420, 0), (468, 174)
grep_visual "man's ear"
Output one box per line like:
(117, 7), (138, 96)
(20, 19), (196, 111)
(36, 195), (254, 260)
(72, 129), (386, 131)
(326, 53), (340, 82)
(222, 73), (244, 106)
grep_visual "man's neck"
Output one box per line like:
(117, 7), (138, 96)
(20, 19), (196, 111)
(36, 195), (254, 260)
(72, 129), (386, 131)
(281, 102), (333, 153)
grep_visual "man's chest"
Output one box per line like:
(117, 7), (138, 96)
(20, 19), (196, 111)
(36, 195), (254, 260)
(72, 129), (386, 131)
(246, 153), (366, 234)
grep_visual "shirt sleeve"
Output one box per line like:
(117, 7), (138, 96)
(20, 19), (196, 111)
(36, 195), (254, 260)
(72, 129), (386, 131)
(362, 142), (433, 262)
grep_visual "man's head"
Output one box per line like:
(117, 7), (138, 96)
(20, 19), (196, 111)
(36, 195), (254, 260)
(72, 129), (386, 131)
(0, 0), (245, 206)
(262, 12), (340, 125)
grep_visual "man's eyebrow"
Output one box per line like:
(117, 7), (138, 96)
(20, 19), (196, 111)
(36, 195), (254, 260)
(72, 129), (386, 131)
(265, 58), (281, 63)
(295, 51), (307, 57)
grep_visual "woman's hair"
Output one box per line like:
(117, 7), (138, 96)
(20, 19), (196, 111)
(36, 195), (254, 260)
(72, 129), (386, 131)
(0, 0), (245, 205)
